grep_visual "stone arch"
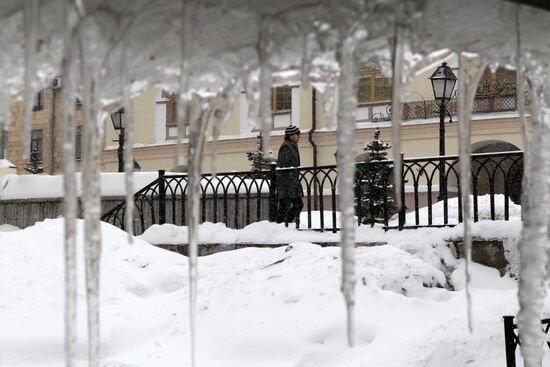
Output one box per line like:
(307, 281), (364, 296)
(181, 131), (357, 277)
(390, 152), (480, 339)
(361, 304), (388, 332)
(471, 140), (522, 205)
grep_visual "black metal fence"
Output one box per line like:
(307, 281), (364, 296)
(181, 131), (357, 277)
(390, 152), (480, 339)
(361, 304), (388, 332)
(101, 151), (523, 235)
(503, 315), (550, 367)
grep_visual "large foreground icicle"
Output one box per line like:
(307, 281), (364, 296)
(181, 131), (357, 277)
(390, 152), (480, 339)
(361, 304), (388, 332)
(186, 97), (213, 367)
(336, 34), (363, 348)
(80, 48), (103, 366)
(457, 53), (487, 332)
(390, 25), (404, 211)
(22, 0), (40, 161)
(60, 1), (78, 364)
(517, 56), (550, 367)
(175, 0), (197, 168)
(257, 22), (274, 158)
(122, 44), (135, 243)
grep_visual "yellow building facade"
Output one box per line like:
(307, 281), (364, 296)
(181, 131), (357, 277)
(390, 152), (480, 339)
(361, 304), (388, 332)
(102, 54), (525, 175)
(1, 54), (525, 177)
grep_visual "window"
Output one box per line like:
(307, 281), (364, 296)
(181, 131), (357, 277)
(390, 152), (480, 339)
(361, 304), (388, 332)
(30, 129), (43, 162)
(33, 90), (44, 110)
(272, 86), (292, 113)
(75, 126), (82, 160)
(476, 67), (517, 96)
(166, 93), (177, 126)
(161, 92), (187, 140)
(357, 66), (392, 104)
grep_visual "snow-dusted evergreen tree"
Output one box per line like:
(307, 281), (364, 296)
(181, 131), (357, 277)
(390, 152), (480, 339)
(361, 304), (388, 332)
(246, 133), (275, 171)
(355, 128), (396, 225)
(24, 147), (44, 174)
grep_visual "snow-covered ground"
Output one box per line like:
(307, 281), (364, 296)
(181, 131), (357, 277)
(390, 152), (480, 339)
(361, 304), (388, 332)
(2, 217), (545, 367)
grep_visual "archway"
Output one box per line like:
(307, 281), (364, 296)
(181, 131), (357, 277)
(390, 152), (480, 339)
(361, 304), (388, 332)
(470, 140), (522, 205)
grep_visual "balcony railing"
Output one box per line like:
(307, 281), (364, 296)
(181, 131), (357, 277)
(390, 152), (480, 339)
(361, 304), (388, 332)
(360, 82), (520, 123)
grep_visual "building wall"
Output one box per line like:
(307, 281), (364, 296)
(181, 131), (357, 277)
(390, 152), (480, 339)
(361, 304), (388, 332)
(7, 86), (85, 175)
(7, 55), (524, 179)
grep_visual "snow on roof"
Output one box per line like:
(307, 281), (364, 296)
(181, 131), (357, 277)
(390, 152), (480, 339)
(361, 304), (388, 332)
(0, 172), (159, 200)
(0, 159), (16, 168)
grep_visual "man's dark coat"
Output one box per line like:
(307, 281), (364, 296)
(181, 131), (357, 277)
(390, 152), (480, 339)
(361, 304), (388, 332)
(277, 139), (303, 198)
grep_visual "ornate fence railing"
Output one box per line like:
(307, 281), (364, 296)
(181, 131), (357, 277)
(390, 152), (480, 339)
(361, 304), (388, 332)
(101, 151), (523, 235)
(503, 315), (550, 367)
(370, 83), (520, 122)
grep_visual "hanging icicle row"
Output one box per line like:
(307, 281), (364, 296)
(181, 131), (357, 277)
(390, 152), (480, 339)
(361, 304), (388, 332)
(457, 52), (487, 333)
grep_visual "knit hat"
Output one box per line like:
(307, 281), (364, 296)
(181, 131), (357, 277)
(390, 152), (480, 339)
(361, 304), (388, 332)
(285, 125), (300, 136)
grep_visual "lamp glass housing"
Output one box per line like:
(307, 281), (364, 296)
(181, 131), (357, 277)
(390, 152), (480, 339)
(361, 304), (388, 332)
(429, 62), (457, 100)
(110, 108), (126, 130)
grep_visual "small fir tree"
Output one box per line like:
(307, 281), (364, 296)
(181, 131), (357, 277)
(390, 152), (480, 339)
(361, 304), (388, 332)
(246, 133), (275, 171)
(355, 128), (397, 226)
(24, 147), (44, 174)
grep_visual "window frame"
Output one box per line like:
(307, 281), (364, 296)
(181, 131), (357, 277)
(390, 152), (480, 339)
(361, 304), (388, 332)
(271, 86), (292, 114)
(30, 129), (43, 162)
(75, 125), (82, 160)
(33, 90), (44, 111)
(357, 67), (392, 106)
(160, 92), (188, 140)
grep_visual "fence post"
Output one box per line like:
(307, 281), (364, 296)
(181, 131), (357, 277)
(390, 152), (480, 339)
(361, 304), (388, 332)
(503, 316), (517, 367)
(269, 163), (278, 222)
(398, 153), (406, 230)
(158, 170), (166, 225)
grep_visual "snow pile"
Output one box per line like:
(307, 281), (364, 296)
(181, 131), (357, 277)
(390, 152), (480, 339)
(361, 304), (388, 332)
(2, 218), (543, 366)
(396, 194), (522, 226)
(0, 219), (187, 366)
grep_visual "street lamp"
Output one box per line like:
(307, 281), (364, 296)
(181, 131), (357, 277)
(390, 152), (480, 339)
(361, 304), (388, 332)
(110, 108), (126, 172)
(429, 62), (457, 201)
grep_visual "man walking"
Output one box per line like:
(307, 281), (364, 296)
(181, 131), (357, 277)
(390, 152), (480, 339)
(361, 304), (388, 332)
(277, 125), (304, 225)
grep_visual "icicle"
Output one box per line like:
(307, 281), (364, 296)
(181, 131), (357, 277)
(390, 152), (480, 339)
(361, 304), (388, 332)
(516, 3), (529, 152)
(175, 0), (197, 168)
(210, 80), (240, 177)
(122, 44), (135, 243)
(22, 0), (40, 161)
(79, 25), (103, 364)
(246, 71), (261, 131)
(257, 22), (274, 159)
(336, 34), (363, 348)
(210, 113), (220, 178)
(457, 53), (487, 333)
(323, 75), (338, 130)
(60, 1), (78, 365)
(186, 98), (212, 367)
(390, 25), (404, 212)
(517, 56), (550, 367)
(300, 32), (315, 89)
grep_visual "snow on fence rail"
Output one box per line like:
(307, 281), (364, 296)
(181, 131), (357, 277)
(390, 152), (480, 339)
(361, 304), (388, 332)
(100, 151), (524, 235)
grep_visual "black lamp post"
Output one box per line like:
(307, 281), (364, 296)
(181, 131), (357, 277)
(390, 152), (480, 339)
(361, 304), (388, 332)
(110, 108), (126, 173)
(429, 62), (457, 201)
